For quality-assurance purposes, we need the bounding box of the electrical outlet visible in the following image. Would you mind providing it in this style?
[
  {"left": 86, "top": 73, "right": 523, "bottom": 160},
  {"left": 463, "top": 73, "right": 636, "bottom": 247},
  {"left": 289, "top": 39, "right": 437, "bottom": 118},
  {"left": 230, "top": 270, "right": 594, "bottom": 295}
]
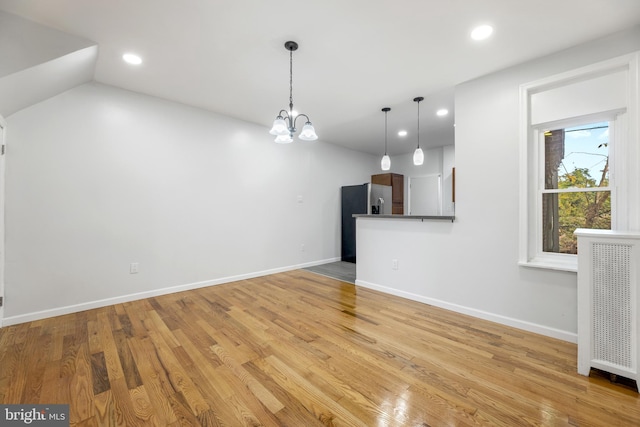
[
  {"left": 130, "top": 262, "right": 139, "bottom": 274},
  {"left": 392, "top": 259, "right": 399, "bottom": 270}
]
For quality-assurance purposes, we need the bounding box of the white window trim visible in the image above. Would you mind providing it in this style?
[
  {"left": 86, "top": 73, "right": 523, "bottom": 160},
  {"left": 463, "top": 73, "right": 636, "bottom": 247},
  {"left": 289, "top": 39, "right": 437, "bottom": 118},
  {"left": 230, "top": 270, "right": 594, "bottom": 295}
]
[
  {"left": 0, "top": 114, "right": 4, "bottom": 329},
  {"left": 519, "top": 52, "right": 639, "bottom": 272}
]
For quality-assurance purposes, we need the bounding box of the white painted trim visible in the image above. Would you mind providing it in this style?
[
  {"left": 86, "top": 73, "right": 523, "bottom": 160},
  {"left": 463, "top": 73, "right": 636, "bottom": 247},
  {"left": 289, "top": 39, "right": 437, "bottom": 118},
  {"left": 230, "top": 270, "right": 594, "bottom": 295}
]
[
  {"left": 519, "top": 52, "right": 639, "bottom": 271},
  {"left": 518, "top": 258, "right": 577, "bottom": 273},
  {"left": 518, "top": 84, "right": 531, "bottom": 265},
  {"left": 356, "top": 279, "right": 578, "bottom": 343},
  {"left": 521, "top": 53, "right": 637, "bottom": 95},
  {"left": 624, "top": 54, "right": 640, "bottom": 230},
  {"left": 0, "top": 114, "right": 5, "bottom": 329},
  {"left": 1, "top": 257, "right": 340, "bottom": 326}
]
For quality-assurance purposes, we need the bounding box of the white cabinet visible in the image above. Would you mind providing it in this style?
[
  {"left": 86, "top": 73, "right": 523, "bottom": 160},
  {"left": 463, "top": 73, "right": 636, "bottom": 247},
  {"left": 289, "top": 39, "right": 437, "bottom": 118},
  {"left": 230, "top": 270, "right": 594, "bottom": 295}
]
[{"left": 575, "top": 229, "right": 640, "bottom": 381}]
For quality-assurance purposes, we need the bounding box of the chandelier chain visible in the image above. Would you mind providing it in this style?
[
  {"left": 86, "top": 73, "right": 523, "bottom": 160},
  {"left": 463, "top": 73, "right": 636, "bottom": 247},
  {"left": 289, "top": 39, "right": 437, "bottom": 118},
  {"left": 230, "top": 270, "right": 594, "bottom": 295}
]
[{"left": 289, "top": 49, "right": 294, "bottom": 112}]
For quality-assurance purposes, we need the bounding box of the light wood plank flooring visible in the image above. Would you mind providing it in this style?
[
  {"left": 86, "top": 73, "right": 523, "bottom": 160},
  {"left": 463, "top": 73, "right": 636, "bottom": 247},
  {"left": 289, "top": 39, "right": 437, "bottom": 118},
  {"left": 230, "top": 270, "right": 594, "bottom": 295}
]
[{"left": 0, "top": 270, "right": 639, "bottom": 426}]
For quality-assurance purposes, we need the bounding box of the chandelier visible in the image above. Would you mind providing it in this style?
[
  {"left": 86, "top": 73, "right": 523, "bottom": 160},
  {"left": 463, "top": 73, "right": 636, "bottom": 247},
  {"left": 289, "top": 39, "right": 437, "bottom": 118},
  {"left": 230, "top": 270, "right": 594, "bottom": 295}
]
[{"left": 269, "top": 41, "right": 318, "bottom": 143}]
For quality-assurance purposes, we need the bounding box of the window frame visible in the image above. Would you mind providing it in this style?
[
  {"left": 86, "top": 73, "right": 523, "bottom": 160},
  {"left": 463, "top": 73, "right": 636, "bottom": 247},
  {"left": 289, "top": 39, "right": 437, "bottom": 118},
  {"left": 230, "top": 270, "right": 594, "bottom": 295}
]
[
  {"left": 537, "top": 118, "right": 615, "bottom": 257},
  {"left": 519, "top": 53, "right": 639, "bottom": 272}
]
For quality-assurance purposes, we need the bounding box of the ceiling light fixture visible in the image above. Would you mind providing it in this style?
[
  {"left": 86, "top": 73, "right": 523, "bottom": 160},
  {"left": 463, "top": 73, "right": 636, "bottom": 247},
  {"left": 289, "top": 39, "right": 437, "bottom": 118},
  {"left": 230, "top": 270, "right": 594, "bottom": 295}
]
[
  {"left": 398, "top": 130, "right": 408, "bottom": 137},
  {"left": 122, "top": 53, "right": 142, "bottom": 65},
  {"left": 471, "top": 24, "right": 493, "bottom": 41},
  {"left": 413, "top": 97, "right": 424, "bottom": 166},
  {"left": 269, "top": 41, "right": 318, "bottom": 143},
  {"left": 436, "top": 108, "right": 449, "bottom": 117},
  {"left": 381, "top": 107, "right": 391, "bottom": 171}
]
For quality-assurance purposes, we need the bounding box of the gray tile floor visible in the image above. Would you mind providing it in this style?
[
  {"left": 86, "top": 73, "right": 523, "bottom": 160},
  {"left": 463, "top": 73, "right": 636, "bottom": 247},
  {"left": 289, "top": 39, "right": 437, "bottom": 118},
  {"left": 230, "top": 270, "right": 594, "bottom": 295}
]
[{"left": 303, "top": 261, "right": 356, "bottom": 284}]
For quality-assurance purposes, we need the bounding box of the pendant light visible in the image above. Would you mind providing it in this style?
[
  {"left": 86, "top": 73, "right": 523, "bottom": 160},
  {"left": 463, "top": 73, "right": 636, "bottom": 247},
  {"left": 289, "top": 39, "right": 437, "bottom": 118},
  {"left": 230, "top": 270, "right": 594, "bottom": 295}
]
[
  {"left": 269, "top": 41, "right": 318, "bottom": 142},
  {"left": 381, "top": 107, "right": 391, "bottom": 171},
  {"left": 413, "top": 96, "right": 425, "bottom": 166}
]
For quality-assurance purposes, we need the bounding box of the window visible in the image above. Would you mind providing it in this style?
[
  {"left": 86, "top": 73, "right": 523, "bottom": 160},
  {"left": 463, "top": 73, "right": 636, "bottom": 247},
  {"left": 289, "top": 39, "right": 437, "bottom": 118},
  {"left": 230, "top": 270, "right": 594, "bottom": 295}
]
[
  {"left": 519, "top": 52, "right": 638, "bottom": 272},
  {"left": 541, "top": 122, "right": 611, "bottom": 255}
]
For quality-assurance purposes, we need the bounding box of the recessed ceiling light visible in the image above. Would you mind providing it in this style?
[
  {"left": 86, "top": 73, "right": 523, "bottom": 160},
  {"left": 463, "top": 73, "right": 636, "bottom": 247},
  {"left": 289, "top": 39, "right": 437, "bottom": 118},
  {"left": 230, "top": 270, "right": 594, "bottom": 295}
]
[
  {"left": 398, "top": 130, "right": 408, "bottom": 137},
  {"left": 436, "top": 109, "right": 449, "bottom": 117},
  {"left": 122, "top": 53, "right": 142, "bottom": 65},
  {"left": 471, "top": 25, "right": 493, "bottom": 41}
]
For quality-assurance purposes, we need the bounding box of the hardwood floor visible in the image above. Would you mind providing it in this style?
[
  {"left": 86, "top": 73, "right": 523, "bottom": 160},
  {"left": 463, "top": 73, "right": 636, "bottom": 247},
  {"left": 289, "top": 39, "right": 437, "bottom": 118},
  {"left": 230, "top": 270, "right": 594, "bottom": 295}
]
[{"left": 1, "top": 270, "right": 639, "bottom": 426}]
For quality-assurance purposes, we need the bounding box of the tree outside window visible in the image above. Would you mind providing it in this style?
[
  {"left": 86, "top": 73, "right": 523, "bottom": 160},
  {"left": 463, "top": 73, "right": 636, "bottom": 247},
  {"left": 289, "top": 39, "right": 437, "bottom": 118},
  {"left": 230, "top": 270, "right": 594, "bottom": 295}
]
[{"left": 542, "top": 122, "right": 611, "bottom": 254}]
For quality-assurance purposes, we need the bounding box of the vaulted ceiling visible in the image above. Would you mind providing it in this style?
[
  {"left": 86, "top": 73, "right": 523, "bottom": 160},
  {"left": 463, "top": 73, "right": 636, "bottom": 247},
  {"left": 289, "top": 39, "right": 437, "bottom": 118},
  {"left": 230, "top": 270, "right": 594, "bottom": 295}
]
[{"left": 1, "top": 0, "right": 639, "bottom": 155}]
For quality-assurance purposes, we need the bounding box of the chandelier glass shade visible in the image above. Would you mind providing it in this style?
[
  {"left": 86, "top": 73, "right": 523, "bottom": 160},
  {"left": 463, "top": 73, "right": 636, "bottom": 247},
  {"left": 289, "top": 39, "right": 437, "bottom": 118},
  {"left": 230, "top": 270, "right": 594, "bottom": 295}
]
[
  {"left": 269, "top": 41, "right": 318, "bottom": 142},
  {"left": 274, "top": 134, "right": 293, "bottom": 144}
]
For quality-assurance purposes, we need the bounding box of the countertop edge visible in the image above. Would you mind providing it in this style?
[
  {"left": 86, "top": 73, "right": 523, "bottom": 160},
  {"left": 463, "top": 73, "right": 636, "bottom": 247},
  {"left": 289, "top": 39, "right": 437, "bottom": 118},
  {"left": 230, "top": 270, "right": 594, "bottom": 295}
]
[{"left": 353, "top": 214, "right": 455, "bottom": 221}]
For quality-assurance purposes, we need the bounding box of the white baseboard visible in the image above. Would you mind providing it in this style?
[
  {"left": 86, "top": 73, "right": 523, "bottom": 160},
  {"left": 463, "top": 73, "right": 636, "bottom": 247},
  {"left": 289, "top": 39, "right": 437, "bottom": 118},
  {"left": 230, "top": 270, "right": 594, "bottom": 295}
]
[
  {"left": 1, "top": 257, "right": 341, "bottom": 326},
  {"left": 355, "top": 279, "right": 577, "bottom": 344}
]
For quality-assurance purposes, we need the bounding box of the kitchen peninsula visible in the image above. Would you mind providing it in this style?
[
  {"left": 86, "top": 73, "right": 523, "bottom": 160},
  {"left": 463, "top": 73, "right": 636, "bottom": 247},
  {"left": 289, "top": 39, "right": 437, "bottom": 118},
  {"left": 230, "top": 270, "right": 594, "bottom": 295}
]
[{"left": 353, "top": 213, "right": 457, "bottom": 329}]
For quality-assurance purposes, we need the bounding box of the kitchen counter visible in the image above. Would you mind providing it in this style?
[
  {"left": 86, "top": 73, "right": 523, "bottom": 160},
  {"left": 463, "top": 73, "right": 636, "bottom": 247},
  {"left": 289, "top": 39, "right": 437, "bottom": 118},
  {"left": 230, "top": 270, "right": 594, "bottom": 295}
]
[{"left": 353, "top": 214, "right": 455, "bottom": 222}]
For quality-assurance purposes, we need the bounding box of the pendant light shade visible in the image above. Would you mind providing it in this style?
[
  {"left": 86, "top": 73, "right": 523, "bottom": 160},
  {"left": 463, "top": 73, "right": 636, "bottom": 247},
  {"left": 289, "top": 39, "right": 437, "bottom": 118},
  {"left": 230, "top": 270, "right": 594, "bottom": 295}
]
[
  {"left": 270, "top": 41, "right": 318, "bottom": 142},
  {"left": 381, "top": 155, "right": 391, "bottom": 171},
  {"left": 413, "top": 147, "right": 424, "bottom": 165},
  {"left": 413, "top": 96, "right": 425, "bottom": 166},
  {"left": 381, "top": 107, "right": 391, "bottom": 171}
]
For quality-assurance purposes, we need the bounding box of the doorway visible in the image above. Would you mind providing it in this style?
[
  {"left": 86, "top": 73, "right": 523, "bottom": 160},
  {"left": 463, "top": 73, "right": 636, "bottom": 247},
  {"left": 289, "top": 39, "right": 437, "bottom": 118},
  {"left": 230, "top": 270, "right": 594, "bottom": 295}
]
[{"left": 408, "top": 174, "right": 442, "bottom": 215}]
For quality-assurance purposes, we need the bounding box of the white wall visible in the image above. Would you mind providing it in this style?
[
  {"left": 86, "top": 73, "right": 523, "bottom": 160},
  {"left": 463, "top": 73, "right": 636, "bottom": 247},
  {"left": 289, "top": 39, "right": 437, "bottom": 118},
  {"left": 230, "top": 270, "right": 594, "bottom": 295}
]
[
  {"left": 0, "top": 11, "right": 94, "bottom": 78},
  {"left": 442, "top": 145, "right": 455, "bottom": 216},
  {"left": 0, "top": 11, "right": 97, "bottom": 117},
  {"left": 357, "top": 26, "right": 640, "bottom": 342},
  {"left": 4, "top": 82, "right": 378, "bottom": 323}
]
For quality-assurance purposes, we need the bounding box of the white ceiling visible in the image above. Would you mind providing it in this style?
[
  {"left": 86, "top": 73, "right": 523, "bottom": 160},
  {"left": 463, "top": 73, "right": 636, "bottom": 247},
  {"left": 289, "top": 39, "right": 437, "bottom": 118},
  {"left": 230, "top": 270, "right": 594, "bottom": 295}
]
[{"left": 1, "top": 0, "right": 639, "bottom": 155}]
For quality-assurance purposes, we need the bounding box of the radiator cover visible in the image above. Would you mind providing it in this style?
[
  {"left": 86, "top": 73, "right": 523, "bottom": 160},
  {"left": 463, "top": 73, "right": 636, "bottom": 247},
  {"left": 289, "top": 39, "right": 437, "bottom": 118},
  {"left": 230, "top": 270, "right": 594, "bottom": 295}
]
[{"left": 576, "top": 229, "right": 639, "bottom": 381}]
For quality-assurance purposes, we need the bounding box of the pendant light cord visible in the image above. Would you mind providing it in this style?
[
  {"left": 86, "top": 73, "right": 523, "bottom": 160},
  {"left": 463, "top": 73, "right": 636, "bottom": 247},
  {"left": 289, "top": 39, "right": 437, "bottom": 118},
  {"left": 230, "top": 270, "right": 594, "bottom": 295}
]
[
  {"left": 384, "top": 110, "right": 388, "bottom": 155},
  {"left": 416, "top": 100, "right": 421, "bottom": 149}
]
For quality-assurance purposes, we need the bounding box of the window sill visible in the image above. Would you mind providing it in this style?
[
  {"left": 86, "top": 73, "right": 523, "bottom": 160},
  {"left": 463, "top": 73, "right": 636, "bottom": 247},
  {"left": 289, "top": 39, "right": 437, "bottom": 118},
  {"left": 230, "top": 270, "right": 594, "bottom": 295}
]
[{"left": 518, "top": 257, "right": 577, "bottom": 273}]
